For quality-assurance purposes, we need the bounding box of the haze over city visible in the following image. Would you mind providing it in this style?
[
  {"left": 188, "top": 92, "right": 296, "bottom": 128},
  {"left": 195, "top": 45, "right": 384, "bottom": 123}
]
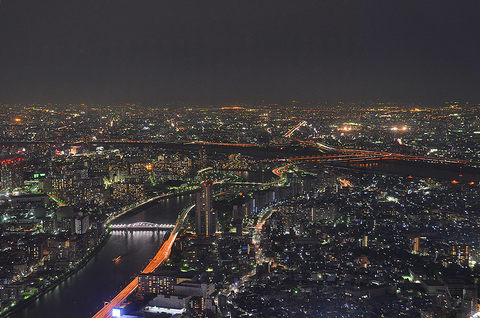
[{"left": 3, "top": 2, "right": 480, "bottom": 318}]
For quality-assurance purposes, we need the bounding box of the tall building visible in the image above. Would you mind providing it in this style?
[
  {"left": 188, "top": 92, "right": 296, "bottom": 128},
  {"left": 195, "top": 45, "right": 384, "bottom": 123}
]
[
  {"left": 0, "top": 158, "right": 24, "bottom": 190},
  {"left": 74, "top": 214, "right": 90, "bottom": 234},
  {"left": 195, "top": 182, "right": 215, "bottom": 236},
  {"left": 361, "top": 235, "right": 368, "bottom": 248},
  {"left": 451, "top": 244, "right": 469, "bottom": 266},
  {"left": 198, "top": 146, "right": 207, "bottom": 169},
  {"left": 137, "top": 274, "right": 175, "bottom": 295},
  {"left": 413, "top": 237, "right": 420, "bottom": 253},
  {"left": 189, "top": 296, "right": 205, "bottom": 318},
  {"left": 232, "top": 205, "right": 247, "bottom": 234}
]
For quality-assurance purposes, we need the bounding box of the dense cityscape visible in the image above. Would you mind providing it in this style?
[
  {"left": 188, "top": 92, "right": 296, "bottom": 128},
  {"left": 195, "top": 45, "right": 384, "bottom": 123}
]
[{"left": 0, "top": 102, "right": 479, "bottom": 317}]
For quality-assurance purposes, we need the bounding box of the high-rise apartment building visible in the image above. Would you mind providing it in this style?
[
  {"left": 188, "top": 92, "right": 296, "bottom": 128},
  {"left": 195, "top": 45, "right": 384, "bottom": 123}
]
[
  {"left": 195, "top": 182, "right": 215, "bottom": 236},
  {"left": 0, "top": 158, "right": 24, "bottom": 190}
]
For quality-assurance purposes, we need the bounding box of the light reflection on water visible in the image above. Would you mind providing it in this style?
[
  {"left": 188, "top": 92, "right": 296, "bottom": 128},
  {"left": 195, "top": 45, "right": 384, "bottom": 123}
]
[
  {"left": 8, "top": 230, "right": 166, "bottom": 318},
  {"left": 7, "top": 194, "right": 195, "bottom": 318},
  {"left": 9, "top": 171, "right": 271, "bottom": 318}
]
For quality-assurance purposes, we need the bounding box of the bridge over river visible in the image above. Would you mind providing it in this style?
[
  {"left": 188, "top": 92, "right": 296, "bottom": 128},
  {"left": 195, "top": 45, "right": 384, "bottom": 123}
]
[{"left": 110, "top": 222, "right": 174, "bottom": 231}]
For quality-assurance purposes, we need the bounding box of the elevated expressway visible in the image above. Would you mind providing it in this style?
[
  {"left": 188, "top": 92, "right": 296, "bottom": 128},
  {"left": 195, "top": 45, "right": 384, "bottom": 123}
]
[
  {"left": 288, "top": 137, "right": 468, "bottom": 165},
  {"left": 93, "top": 122, "right": 468, "bottom": 317},
  {"left": 274, "top": 123, "right": 469, "bottom": 177},
  {"left": 92, "top": 204, "right": 195, "bottom": 318},
  {"left": 283, "top": 150, "right": 468, "bottom": 165}
]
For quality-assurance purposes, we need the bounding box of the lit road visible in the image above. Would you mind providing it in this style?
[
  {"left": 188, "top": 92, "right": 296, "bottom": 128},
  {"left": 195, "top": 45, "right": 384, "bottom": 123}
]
[
  {"left": 283, "top": 151, "right": 468, "bottom": 165},
  {"left": 92, "top": 204, "right": 195, "bottom": 318},
  {"left": 291, "top": 136, "right": 468, "bottom": 165},
  {"left": 92, "top": 278, "right": 139, "bottom": 318},
  {"left": 141, "top": 230, "right": 178, "bottom": 274},
  {"left": 284, "top": 121, "right": 307, "bottom": 138},
  {"left": 184, "top": 141, "right": 256, "bottom": 147},
  {"left": 47, "top": 194, "right": 67, "bottom": 207},
  {"left": 272, "top": 164, "right": 290, "bottom": 178}
]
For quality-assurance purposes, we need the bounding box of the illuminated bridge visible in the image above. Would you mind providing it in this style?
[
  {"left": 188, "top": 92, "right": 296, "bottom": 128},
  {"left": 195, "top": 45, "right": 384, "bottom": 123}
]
[
  {"left": 93, "top": 204, "right": 195, "bottom": 318},
  {"left": 110, "top": 222, "right": 174, "bottom": 231}
]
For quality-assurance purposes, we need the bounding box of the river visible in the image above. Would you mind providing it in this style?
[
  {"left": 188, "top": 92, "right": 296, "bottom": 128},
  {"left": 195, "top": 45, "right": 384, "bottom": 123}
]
[
  {"left": 6, "top": 194, "right": 195, "bottom": 318},
  {"left": 8, "top": 170, "right": 274, "bottom": 318},
  {"left": 329, "top": 160, "right": 480, "bottom": 182}
]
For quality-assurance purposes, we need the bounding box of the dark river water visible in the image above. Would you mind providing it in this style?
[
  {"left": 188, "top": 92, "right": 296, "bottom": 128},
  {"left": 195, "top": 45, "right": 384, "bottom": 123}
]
[
  {"left": 7, "top": 170, "right": 273, "bottom": 318},
  {"left": 7, "top": 194, "right": 195, "bottom": 318},
  {"left": 331, "top": 161, "right": 480, "bottom": 182}
]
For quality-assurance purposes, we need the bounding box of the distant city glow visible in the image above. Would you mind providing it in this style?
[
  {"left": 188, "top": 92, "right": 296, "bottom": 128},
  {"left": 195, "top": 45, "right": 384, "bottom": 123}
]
[{"left": 1, "top": 103, "right": 480, "bottom": 318}]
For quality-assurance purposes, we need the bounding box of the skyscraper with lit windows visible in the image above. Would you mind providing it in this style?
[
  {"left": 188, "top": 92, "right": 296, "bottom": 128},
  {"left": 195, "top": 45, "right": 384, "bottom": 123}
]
[
  {"left": 195, "top": 181, "right": 215, "bottom": 236},
  {"left": 0, "top": 158, "right": 24, "bottom": 190}
]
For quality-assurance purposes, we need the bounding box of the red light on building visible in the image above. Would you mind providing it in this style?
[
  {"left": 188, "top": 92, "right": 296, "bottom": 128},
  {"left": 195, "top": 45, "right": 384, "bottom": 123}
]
[{"left": 0, "top": 158, "right": 24, "bottom": 165}]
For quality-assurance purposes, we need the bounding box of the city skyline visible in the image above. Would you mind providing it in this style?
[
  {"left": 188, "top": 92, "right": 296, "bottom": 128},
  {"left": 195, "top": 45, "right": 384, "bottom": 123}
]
[
  {"left": 1, "top": 104, "right": 480, "bottom": 317},
  {"left": 1, "top": 1, "right": 480, "bottom": 105}
]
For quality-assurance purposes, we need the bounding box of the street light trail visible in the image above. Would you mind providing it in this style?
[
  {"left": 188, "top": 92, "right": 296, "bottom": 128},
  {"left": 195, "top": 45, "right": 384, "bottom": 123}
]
[
  {"left": 92, "top": 278, "right": 139, "bottom": 318},
  {"left": 92, "top": 204, "right": 195, "bottom": 318},
  {"left": 284, "top": 121, "right": 307, "bottom": 138}
]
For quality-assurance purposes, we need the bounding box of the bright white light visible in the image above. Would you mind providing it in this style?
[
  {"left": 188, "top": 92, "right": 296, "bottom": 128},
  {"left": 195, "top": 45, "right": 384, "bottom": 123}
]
[
  {"left": 112, "top": 308, "right": 121, "bottom": 317},
  {"left": 386, "top": 196, "right": 398, "bottom": 203}
]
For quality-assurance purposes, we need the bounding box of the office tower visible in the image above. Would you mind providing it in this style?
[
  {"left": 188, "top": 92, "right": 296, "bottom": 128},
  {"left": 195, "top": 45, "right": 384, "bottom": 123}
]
[
  {"left": 196, "top": 181, "right": 215, "bottom": 236},
  {"left": 232, "top": 205, "right": 245, "bottom": 235}
]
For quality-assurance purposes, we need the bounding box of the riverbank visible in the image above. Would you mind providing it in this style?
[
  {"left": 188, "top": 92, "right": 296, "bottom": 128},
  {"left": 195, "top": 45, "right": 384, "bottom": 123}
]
[
  {"left": 2, "top": 191, "right": 198, "bottom": 318},
  {"left": 104, "top": 189, "right": 199, "bottom": 226},
  {"left": 1, "top": 230, "right": 111, "bottom": 318},
  {"left": 92, "top": 203, "right": 196, "bottom": 318}
]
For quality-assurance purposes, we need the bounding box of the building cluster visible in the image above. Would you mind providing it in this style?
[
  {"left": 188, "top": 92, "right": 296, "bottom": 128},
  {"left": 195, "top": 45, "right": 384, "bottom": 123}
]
[
  {"left": 227, "top": 169, "right": 480, "bottom": 318},
  {"left": 0, "top": 198, "right": 104, "bottom": 309},
  {"left": 0, "top": 158, "right": 24, "bottom": 191},
  {"left": 1, "top": 103, "right": 480, "bottom": 316},
  {"left": 116, "top": 164, "right": 480, "bottom": 318},
  {"left": 2, "top": 102, "right": 480, "bottom": 164}
]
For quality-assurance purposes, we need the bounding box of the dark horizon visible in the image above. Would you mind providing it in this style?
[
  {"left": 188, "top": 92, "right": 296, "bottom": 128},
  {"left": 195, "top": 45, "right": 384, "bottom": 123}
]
[{"left": 1, "top": 1, "right": 480, "bottom": 106}]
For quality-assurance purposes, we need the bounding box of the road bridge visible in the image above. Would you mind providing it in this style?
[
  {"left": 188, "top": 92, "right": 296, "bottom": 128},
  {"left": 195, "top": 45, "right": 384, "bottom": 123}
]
[
  {"left": 93, "top": 204, "right": 195, "bottom": 318},
  {"left": 110, "top": 222, "right": 174, "bottom": 231}
]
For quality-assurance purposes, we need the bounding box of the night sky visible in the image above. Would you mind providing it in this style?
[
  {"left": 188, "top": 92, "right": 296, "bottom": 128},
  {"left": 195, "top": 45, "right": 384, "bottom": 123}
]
[{"left": 1, "top": 0, "right": 480, "bottom": 105}]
